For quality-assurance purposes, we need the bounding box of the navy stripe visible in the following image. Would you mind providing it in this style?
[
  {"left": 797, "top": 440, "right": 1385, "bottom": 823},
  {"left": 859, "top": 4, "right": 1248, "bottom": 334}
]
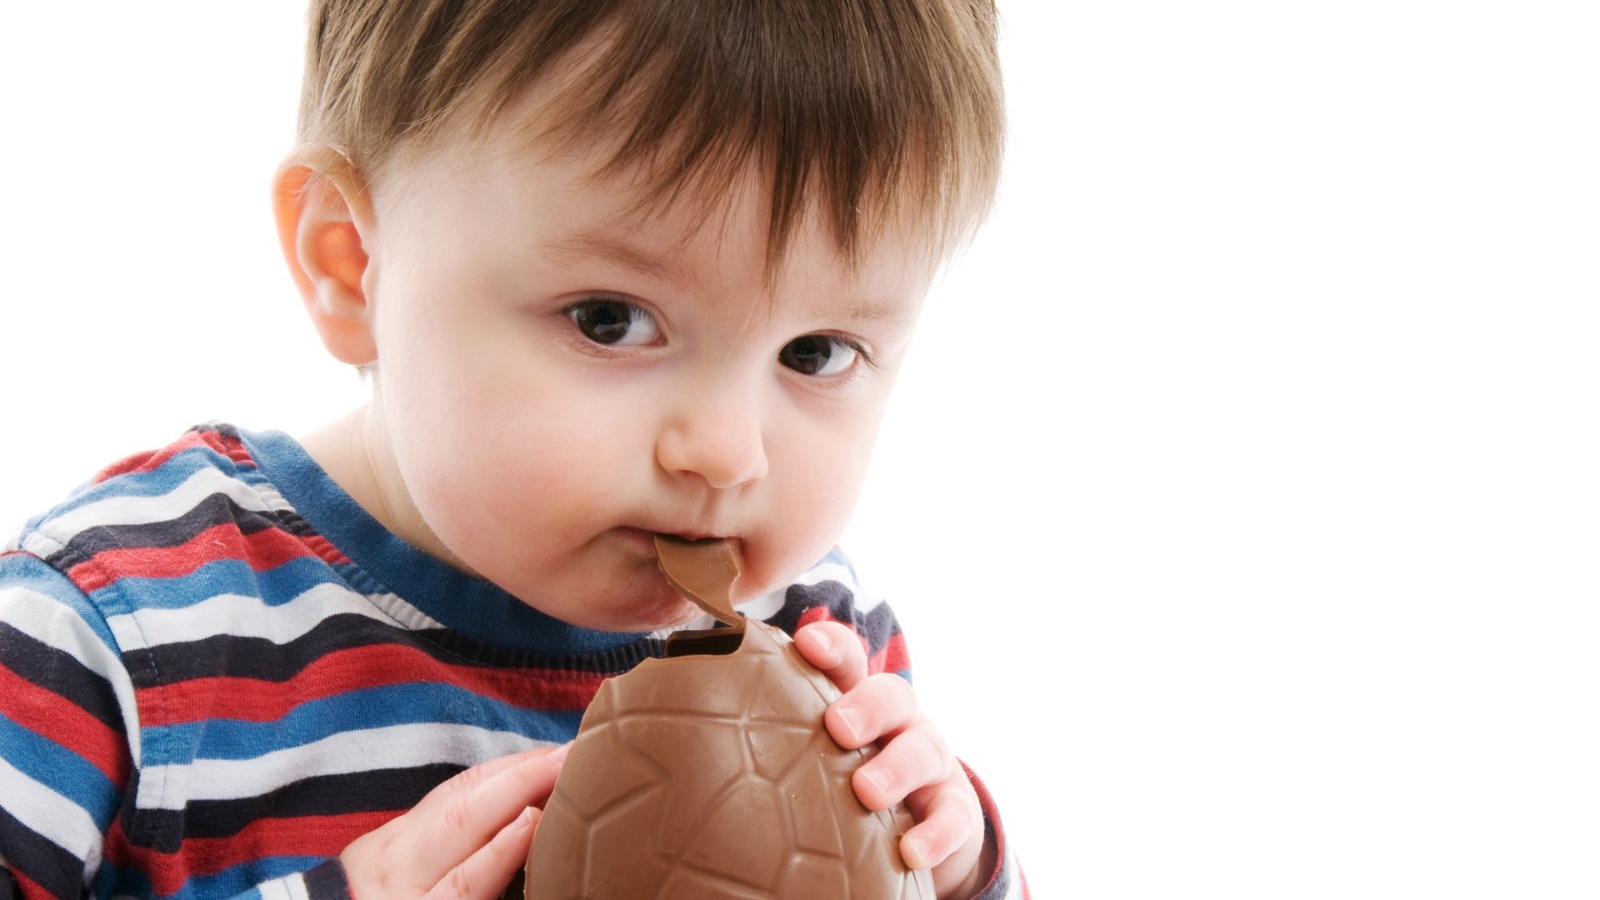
[
  {"left": 771, "top": 580, "right": 904, "bottom": 656},
  {"left": 125, "top": 614, "right": 411, "bottom": 685},
  {"left": 422, "top": 623, "right": 666, "bottom": 674},
  {"left": 0, "top": 622, "right": 123, "bottom": 732},
  {"left": 303, "top": 857, "right": 349, "bottom": 899},
  {"left": 126, "top": 764, "right": 466, "bottom": 848},
  {"left": 0, "top": 803, "right": 83, "bottom": 899},
  {"left": 127, "top": 614, "right": 662, "bottom": 687},
  {"left": 47, "top": 493, "right": 286, "bottom": 571}
]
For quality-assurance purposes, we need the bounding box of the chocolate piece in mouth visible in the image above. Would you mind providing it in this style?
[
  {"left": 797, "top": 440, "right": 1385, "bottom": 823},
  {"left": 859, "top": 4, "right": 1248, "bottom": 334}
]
[
  {"left": 653, "top": 535, "right": 742, "bottom": 627},
  {"left": 520, "top": 534, "right": 934, "bottom": 899}
]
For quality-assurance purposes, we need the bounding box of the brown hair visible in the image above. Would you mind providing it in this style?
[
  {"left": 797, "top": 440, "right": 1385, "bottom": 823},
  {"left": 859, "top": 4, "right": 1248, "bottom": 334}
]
[{"left": 298, "top": 0, "right": 1004, "bottom": 268}]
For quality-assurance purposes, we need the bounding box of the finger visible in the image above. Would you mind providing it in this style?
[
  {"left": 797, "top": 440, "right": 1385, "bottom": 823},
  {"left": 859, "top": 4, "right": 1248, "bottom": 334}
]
[
  {"left": 823, "top": 672, "right": 920, "bottom": 750},
  {"left": 400, "top": 744, "right": 569, "bottom": 882},
  {"left": 426, "top": 805, "right": 541, "bottom": 900},
  {"left": 897, "top": 778, "right": 984, "bottom": 872},
  {"left": 793, "top": 621, "right": 869, "bottom": 691},
  {"left": 850, "top": 722, "right": 952, "bottom": 810}
]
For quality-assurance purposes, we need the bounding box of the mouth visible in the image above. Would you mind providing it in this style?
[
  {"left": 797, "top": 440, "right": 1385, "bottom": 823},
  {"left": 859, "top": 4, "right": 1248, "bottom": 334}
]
[
  {"left": 645, "top": 532, "right": 745, "bottom": 580},
  {"left": 653, "top": 532, "right": 727, "bottom": 547},
  {"left": 613, "top": 526, "right": 731, "bottom": 554}
]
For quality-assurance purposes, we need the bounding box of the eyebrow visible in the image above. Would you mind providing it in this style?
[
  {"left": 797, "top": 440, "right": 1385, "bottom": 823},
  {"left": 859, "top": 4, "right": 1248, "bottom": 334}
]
[
  {"left": 542, "top": 231, "right": 918, "bottom": 325},
  {"left": 543, "top": 232, "right": 682, "bottom": 284},
  {"left": 825, "top": 299, "right": 914, "bottom": 324}
]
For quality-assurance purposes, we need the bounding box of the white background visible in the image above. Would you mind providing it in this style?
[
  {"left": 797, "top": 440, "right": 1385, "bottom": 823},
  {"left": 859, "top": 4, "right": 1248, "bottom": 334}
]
[{"left": 3, "top": 3, "right": 1598, "bottom": 897}]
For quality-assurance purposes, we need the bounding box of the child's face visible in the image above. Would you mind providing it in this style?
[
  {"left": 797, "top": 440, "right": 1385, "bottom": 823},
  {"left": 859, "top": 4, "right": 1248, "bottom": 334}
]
[{"left": 338, "top": 121, "right": 935, "bottom": 632}]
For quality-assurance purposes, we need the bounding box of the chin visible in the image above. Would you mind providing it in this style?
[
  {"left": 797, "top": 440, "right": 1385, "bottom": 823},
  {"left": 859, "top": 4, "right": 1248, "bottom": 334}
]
[{"left": 569, "top": 592, "right": 702, "bottom": 635}]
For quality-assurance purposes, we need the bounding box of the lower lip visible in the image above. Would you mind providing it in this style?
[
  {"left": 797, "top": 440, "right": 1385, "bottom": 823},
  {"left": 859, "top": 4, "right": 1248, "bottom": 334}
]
[{"left": 614, "top": 527, "right": 660, "bottom": 552}]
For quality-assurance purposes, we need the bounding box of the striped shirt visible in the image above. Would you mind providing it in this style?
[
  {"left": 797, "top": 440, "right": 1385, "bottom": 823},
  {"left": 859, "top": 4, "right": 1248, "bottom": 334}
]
[{"left": 0, "top": 424, "right": 1023, "bottom": 899}]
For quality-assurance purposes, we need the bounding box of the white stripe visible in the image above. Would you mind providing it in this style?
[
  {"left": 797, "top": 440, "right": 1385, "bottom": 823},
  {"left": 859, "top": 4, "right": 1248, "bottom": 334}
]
[
  {"left": 363, "top": 589, "right": 448, "bottom": 634},
  {"left": 792, "top": 559, "right": 891, "bottom": 613},
  {"left": 24, "top": 467, "right": 271, "bottom": 551},
  {"left": 0, "top": 755, "right": 103, "bottom": 881},
  {"left": 792, "top": 559, "right": 864, "bottom": 591},
  {"left": 735, "top": 587, "right": 787, "bottom": 623},
  {"left": 256, "top": 874, "right": 309, "bottom": 900},
  {"left": 1001, "top": 848, "right": 1028, "bottom": 899},
  {"left": 136, "top": 723, "right": 536, "bottom": 809},
  {"left": 103, "top": 581, "right": 431, "bottom": 650},
  {"left": 0, "top": 583, "right": 142, "bottom": 763}
]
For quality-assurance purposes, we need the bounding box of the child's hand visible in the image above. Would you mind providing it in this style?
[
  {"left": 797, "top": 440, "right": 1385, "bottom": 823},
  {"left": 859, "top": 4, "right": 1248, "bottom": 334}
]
[
  {"left": 339, "top": 744, "right": 569, "bottom": 899},
  {"left": 794, "top": 622, "right": 995, "bottom": 900}
]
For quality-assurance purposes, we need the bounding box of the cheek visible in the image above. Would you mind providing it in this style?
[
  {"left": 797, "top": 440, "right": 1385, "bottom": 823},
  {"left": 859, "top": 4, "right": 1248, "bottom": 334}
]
[
  {"left": 401, "top": 378, "right": 661, "bottom": 547},
  {"left": 744, "top": 418, "right": 877, "bottom": 596}
]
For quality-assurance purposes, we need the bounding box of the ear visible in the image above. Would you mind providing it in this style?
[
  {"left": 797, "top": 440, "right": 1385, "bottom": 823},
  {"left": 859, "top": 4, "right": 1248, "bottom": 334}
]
[{"left": 272, "top": 148, "right": 379, "bottom": 366}]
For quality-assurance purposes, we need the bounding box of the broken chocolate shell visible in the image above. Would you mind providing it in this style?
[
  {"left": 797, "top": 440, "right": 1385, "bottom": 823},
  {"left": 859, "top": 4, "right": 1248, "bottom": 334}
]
[
  {"left": 653, "top": 535, "right": 743, "bottom": 626},
  {"left": 519, "top": 537, "right": 933, "bottom": 899}
]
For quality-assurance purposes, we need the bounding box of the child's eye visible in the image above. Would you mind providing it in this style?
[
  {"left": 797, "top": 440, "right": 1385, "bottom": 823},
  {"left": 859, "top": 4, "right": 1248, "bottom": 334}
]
[
  {"left": 778, "top": 335, "right": 861, "bottom": 376},
  {"left": 565, "top": 299, "right": 660, "bottom": 347}
]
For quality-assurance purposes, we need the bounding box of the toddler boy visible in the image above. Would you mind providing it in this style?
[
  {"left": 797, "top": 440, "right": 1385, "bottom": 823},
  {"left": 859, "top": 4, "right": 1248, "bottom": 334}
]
[{"left": 0, "top": 1, "right": 1022, "bottom": 898}]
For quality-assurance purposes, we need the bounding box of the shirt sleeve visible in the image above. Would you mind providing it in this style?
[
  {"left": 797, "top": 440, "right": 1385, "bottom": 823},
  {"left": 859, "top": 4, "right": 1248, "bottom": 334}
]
[
  {"left": 0, "top": 553, "right": 357, "bottom": 900},
  {"left": 965, "top": 763, "right": 1032, "bottom": 900},
  {"left": 0, "top": 551, "right": 131, "bottom": 899},
  {"left": 761, "top": 566, "right": 915, "bottom": 681}
]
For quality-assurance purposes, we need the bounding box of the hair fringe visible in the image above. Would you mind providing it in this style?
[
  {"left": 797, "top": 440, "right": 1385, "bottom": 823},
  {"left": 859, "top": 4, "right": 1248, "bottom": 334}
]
[{"left": 299, "top": 0, "right": 1003, "bottom": 271}]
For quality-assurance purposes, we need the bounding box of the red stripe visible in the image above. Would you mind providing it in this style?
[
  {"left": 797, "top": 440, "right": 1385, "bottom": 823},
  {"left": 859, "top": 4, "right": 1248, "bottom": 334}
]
[
  {"left": 0, "top": 662, "right": 127, "bottom": 785},
  {"left": 8, "top": 863, "right": 53, "bottom": 900},
  {"left": 139, "top": 643, "right": 607, "bottom": 726},
  {"left": 796, "top": 606, "right": 904, "bottom": 673},
  {"left": 187, "top": 811, "right": 392, "bottom": 881},
  {"left": 796, "top": 605, "right": 863, "bottom": 639},
  {"left": 963, "top": 760, "right": 1030, "bottom": 899},
  {"left": 106, "top": 811, "right": 393, "bottom": 897},
  {"left": 92, "top": 429, "right": 250, "bottom": 485},
  {"left": 792, "top": 607, "right": 912, "bottom": 677},
  {"left": 870, "top": 632, "right": 913, "bottom": 677},
  {"left": 70, "top": 523, "right": 317, "bottom": 594},
  {"left": 295, "top": 530, "right": 352, "bottom": 567}
]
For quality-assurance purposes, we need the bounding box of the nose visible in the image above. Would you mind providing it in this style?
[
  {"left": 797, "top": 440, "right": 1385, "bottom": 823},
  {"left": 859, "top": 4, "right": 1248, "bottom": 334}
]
[{"left": 656, "top": 392, "right": 770, "bottom": 490}]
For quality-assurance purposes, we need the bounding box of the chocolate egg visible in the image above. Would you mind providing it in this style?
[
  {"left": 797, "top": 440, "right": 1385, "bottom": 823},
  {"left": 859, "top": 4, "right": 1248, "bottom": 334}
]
[{"left": 520, "top": 537, "right": 932, "bottom": 899}]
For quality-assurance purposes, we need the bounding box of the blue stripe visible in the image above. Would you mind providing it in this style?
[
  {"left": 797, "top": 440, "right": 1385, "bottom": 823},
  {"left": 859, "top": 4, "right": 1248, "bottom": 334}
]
[
  {"left": 141, "top": 683, "right": 582, "bottom": 765},
  {"left": 92, "top": 853, "right": 325, "bottom": 900},
  {"left": 91, "top": 858, "right": 152, "bottom": 900},
  {"left": 36, "top": 441, "right": 240, "bottom": 521},
  {"left": 0, "top": 553, "right": 121, "bottom": 656},
  {"left": 817, "top": 546, "right": 860, "bottom": 582},
  {"left": 0, "top": 716, "right": 119, "bottom": 831},
  {"left": 88, "top": 554, "right": 353, "bottom": 614},
  {"left": 165, "top": 856, "right": 324, "bottom": 900}
]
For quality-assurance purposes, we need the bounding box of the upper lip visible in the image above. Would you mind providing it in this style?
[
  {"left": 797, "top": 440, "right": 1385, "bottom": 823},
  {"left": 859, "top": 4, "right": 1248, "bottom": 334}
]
[{"left": 653, "top": 530, "right": 727, "bottom": 544}]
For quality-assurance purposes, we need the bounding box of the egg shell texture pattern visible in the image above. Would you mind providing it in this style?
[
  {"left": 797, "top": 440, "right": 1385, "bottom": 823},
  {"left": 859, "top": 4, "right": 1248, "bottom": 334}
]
[{"left": 524, "top": 619, "right": 933, "bottom": 899}]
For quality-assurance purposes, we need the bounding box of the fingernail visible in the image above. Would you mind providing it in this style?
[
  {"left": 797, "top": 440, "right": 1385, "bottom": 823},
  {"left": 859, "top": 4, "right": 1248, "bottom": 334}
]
[
  {"left": 902, "top": 834, "right": 931, "bottom": 869},
  {"left": 548, "top": 742, "right": 572, "bottom": 763},
  {"left": 835, "top": 706, "right": 864, "bottom": 742},
  {"left": 861, "top": 766, "right": 891, "bottom": 797}
]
